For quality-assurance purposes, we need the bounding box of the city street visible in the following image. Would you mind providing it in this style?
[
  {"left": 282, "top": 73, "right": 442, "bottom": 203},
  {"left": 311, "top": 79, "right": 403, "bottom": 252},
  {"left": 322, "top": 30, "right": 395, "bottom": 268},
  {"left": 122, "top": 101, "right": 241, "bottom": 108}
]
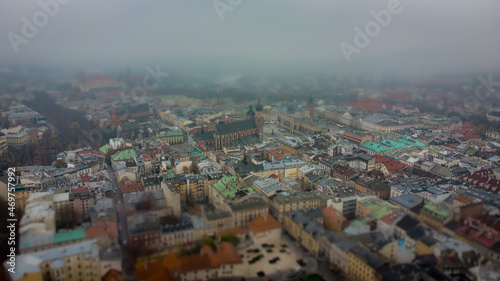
[{"left": 106, "top": 163, "right": 135, "bottom": 281}]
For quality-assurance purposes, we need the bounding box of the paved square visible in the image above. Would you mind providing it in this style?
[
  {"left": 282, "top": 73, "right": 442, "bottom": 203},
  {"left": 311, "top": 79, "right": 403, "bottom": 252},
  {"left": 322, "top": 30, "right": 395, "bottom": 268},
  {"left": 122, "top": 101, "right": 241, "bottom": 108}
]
[{"left": 238, "top": 240, "right": 301, "bottom": 278}]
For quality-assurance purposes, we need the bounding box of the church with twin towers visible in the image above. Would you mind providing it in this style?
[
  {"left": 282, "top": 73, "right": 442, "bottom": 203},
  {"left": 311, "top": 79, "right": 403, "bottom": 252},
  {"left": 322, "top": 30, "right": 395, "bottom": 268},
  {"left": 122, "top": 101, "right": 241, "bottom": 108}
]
[{"left": 213, "top": 99, "right": 264, "bottom": 150}]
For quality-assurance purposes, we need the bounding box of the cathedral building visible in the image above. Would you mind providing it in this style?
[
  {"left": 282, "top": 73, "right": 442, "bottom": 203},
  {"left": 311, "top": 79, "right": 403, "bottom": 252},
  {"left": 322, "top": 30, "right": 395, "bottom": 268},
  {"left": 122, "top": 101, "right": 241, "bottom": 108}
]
[{"left": 213, "top": 105, "right": 264, "bottom": 150}]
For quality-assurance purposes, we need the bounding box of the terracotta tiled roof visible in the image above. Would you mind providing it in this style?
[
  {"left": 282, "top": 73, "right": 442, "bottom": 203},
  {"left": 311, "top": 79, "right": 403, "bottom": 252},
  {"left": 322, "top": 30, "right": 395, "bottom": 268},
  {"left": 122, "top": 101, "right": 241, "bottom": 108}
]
[
  {"left": 102, "top": 269, "right": 123, "bottom": 281},
  {"left": 215, "top": 242, "right": 243, "bottom": 265},
  {"left": 77, "top": 150, "right": 104, "bottom": 157},
  {"left": 135, "top": 261, "right": 172, "bottom": 281},
  {"left": 218, "top": 227, "right": 248, "bottom": 237},
  {"left": 86, "top": 220, "right": 118, "bottom": 238},
  {"left": 374, "top": 154, "right": 408, "bottom": 172},
  {"left": 380, "top": 212, "right": 401, "bottom": 226},
  {"left": 248, "top": 215, "right": 281, "bottom": 234},
  {"left": 135, "top": 243, "right": 242, "bottom": 280},
  {"left": 454, "top": 193, "right": 474, "bottom": 204},
  {"left": 71, "top": 186, "right": 89, "bottom": 192},
  {"left": 321, "top": 207, "right": 344, "bottom": 221}
]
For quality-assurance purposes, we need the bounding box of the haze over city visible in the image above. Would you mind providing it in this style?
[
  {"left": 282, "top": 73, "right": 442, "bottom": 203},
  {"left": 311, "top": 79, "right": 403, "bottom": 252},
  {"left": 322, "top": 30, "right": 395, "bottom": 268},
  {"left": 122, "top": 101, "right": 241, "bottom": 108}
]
[
  {"left": 1, "top": 0, "right": 500, "bottom": 77},
  {"left": 2, "top": 1, "right": 500, "bottom": 281}
]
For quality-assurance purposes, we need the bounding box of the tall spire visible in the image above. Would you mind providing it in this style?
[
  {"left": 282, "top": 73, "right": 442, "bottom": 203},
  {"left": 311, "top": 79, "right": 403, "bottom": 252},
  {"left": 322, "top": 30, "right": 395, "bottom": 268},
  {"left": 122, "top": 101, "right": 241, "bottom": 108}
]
[
  {"left": 308, "top": 94, "right": 313, "bottom": 105},
  {"left": 247, "top": 105, "right": 255, "bottom": 119},
  {"left": 256, "top": 97, "right": 263, "bottom": 111}
]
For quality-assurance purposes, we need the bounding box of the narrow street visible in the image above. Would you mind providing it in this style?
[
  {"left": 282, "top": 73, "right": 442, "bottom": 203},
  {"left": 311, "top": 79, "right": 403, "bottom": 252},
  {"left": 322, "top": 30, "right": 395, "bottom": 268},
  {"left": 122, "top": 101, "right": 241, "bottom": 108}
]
[{"left": 106, "top": 163, "right": 135, "bottom": 281}]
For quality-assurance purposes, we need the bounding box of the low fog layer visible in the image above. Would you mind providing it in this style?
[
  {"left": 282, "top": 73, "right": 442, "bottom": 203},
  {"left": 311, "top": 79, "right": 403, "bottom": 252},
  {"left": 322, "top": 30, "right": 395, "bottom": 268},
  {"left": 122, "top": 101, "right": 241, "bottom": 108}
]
[{"left": 1, "top": 0, "right": 499, "bottom": 76}]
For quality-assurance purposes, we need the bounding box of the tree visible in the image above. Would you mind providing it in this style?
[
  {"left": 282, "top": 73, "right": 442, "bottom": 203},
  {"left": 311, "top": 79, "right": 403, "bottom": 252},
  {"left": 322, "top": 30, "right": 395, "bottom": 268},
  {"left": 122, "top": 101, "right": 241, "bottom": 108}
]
[
  {"left": 475, "top": 124, "right": 487, "bottom": 136},
  {"left": 203, "top": 237, "right": 216, "bottom": 251},
  {"left": 191, "top": 161, "right": 200, "bottom": 174},
  {"left": 54, "top": 159, "right": 67, "bottom": 168},
  {"left": 182, "top": 165, "right": 190, "bottom": 174},
  {"left": 135, "top": 192, "right": 156, "bottom": 211},
  {"left": 221, "top": 232, "right": 239, "bottom": 245}
]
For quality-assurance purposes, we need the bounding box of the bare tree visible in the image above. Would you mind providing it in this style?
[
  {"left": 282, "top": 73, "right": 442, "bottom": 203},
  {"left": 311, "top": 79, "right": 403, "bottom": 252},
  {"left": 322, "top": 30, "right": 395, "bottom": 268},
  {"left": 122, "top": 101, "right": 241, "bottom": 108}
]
[{"left": 135, "top": 192, "right": 157, "bottom": 211}]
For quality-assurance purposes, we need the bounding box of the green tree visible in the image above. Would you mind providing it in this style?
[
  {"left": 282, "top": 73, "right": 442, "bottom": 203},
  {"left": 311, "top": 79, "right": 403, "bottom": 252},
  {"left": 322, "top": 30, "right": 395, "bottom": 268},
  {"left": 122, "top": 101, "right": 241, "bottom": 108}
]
[
  {"left": 203, "top": 237, "right": 216, "bottom": 251},
  {"left": 54, "top": 159, "right": 67, "bottom": 168},
  {"left": 475, "top": 124, "right": 487, "bottom": 136},
  {"left": 221, "top": 232, "right": 239, "bottom": 245}
]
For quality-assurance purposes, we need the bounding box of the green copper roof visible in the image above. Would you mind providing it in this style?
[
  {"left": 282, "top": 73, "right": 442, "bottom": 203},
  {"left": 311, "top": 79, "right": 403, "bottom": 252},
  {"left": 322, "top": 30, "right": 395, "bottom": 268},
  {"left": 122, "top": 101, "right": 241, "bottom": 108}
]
[
  {"left": 99, "top": 144, "right": 112, "bottom": 154},
  {"left": 361, "top": 136, "right": 426, "bottom": 153},
  {"left": 111, "top": 149, "right": 137, "bottom": 161},
  {"left": 54, "top": 228, "right": 86, "bottom": 243},
  {"left": 422, "top": 203, "right": 451, "bottom": 219},
  {"left": 212, "top": 176, "right": 252, "bottom": 199}
]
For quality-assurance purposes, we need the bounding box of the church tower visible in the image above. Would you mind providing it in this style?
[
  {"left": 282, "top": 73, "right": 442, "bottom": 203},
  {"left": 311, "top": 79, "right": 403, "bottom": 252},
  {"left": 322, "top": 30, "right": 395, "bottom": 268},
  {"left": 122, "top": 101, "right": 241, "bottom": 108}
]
[
  {"left": 246, "top": 105, "right": 255, "bottom": 120},
  {"left": 256, "top": 97, "right": 263, "bottom": 112},
  {"left": 307, "top": 95, "right": 315, "bottom": 123}
]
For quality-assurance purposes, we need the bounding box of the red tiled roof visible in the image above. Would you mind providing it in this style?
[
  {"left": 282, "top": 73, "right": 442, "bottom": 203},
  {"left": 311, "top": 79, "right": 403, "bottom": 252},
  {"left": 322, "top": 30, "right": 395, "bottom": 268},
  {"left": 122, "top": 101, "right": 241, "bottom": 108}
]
[
  {"left": 454, "top": 193, "right": 474, "bottom": 204},
  {"left": 374, "top": 154, "right": 408, "bottom": 172},
  {"left": 475, "top": 234, "right": 497, "bottom": 247},
  {"left": 248, "top": 215, "right": 281, "bottom": 234},
  {"left": 121, "top": 182, "right": 144, "bottom": 194},
  {"left": 71, "top": 186, "right": 89, "bottom": 192},
  {"left": 195, "top": 143, "right": 208, "bottom": 153},
  {"left": 217, "top": 227, "right": 248, "bottom": 237},
  {"left": 465, "top": 130, "right": 479, "bottom": 141},
  {"left": 461, "top": 169, "right": 500, "bottom": 193},
  {"left": 102, "top": 269, "right": 123, "bottom": 281},
  {"left": 80, "top": 174, "right": 90, "bottom": 182},
  {"left": 380, "top": 212, "right": 401, "bottom": 226},
  {"left": 321, "top": 207, "right": 344, "bottom": 221},
  {"left": 86, "top": 220, "right": 118, "bottom": 238},
  {"left": 274, "top": 151, "right": 287, "bottom": 161},
  {"left": 77, "top": 150, "right": 104, "bottom": 157}
]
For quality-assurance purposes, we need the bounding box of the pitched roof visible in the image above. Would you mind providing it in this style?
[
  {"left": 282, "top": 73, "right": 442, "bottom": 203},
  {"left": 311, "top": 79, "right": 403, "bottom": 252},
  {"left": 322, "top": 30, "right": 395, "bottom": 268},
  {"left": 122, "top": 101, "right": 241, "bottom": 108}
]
[
  {"left": 248, "top": 215, "right": 281, "bottom": 233},
  {"left": 216, "top": 119, "right": 256, "bottom": 135},
  {"left": 396, "top": 215, "right": 419, "bottom": 232},
  {"left": 102, "top": 269, "right": 123, "bottom": 281}
]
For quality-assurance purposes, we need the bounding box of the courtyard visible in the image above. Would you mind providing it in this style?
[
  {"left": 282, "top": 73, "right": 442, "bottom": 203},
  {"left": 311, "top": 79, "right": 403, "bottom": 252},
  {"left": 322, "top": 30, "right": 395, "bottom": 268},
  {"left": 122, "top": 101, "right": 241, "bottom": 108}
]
[{"left": 237, "top": 240, "right": 302, "bottom": 279}]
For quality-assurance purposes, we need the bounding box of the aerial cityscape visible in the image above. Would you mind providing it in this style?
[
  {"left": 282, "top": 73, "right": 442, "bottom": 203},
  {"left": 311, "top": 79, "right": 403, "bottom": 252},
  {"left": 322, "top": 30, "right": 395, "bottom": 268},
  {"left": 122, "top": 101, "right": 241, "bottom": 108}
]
[{"left": 2, "top": 1, "right": 500, "bottom": 281}]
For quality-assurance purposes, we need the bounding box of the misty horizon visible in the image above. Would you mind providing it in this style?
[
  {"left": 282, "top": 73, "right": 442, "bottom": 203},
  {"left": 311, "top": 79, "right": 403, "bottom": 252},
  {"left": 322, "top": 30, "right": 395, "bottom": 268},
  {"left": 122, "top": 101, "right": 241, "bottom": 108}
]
[{"left": 1, "top": 0, "right": 500, "bottom": 78}]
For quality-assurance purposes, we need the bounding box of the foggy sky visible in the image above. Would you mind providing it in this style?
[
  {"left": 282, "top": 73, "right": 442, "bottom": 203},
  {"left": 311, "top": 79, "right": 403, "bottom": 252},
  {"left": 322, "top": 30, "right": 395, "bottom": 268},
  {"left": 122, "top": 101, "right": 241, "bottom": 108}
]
[{"left": 1, "top": 0, "right": 499, "bottom": 76}]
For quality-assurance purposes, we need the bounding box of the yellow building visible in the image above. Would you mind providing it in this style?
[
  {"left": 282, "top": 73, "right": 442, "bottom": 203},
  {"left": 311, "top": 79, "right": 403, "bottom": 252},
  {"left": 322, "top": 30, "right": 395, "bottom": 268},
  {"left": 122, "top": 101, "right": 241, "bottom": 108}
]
[
  {"left": 419, "top": 203, "right": 453, "bottom": 231},
  {"left": 416, "top": 236, "right": 437, "bottom": 256},
  {"left": 5, "top": 240, "right": 101, "bottom": 281},
  {"left": 166, "top": 174, "right": 208, "bottom": 204},
  {"left": 347, "top": 246, "right": 387, "bottom": 281},
  {"left": 12, "top": 185, "right": 42, "bottom": 214},
  {"left": 283, "top": 210, "right": 323, "bottom": 257},
  {"left": 356, "top": 196, "right": 393, "bottom": 219},
  {"left": 271, "top": 192, "right": 324, "bottom": 223},
  {"left": 321, "top": 207, "right": 347, "bottom": 232},
  {"left": 0, "top": 132, "right": 8, "bottom": 157}
]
